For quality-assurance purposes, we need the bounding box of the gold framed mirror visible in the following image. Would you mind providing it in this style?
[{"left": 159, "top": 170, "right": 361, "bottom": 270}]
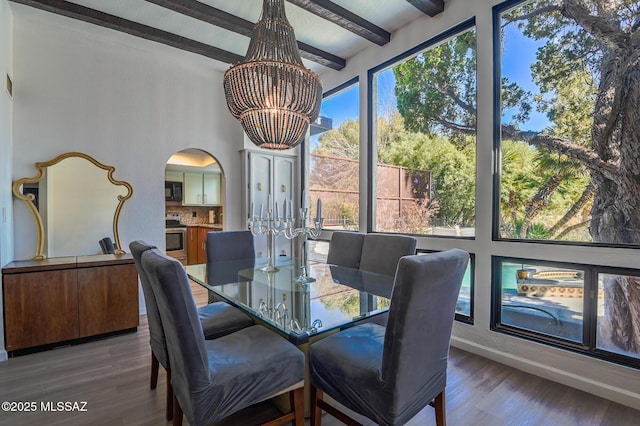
[{"left": 12, "top": 152, "right": 133, "bottom": 260}]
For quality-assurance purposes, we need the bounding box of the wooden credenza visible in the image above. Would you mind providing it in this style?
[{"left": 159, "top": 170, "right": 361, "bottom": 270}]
[{"left": 2, "top": 254, "right": 139, "bottom": 353}]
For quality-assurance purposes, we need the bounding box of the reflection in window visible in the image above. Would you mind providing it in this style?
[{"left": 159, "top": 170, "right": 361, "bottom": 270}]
[
  {"left": 372, "top": 23, "right": 476, "bottom": 236},
  {"left": 309, "top": 81, "right": 360, "bottom": 231},
  {"left": 497, "top": 260, "right": 584, "bottom": 343},
  {"left": 597, "top": 273, "right": 640, "bottom": 362}
]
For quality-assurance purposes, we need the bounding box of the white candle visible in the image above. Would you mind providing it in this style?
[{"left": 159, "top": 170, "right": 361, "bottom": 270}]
[
  {"left": 316, "top": 198, "right": 322, "bottom": 220},
  {"left": 259, "top": 203, "right": 264, "bottom": 219},
  {"left": 268, "top": 194, "right": 272, "bottom": 213},
  {"left": 289, "top": 200, "right": 293, "bottom": 220},
  {"left": 275, "top": 199, "right": 279, "bottom": 219},
  {"left": 302, "top": 189, "right": 308, "bottom": 208},
  {"left": 283, "top": 199, "right": 287, "bottom": 220}
]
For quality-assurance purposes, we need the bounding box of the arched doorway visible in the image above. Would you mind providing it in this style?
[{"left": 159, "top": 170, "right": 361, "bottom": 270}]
[{"left": 164, "top": 148, "right": 224, "bottom": 265}]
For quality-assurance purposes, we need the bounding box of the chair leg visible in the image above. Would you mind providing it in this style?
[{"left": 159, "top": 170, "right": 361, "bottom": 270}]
[
  {"left": 150, "top": 352, "right": 159, "bottom": 390},
  {"left": 166, "top": 370, "right": 174, "bottom": 421},
  {"left": 290, "top": 387, "right": 304, "bottom": 426},
  {"left": 310, "top": 385, "right": 323, "bottom": 426},
  {"left": 172, "top": 394, "right": 183, "bottom": 426},
  {"left": 434, "top": 391, "right": 446, "bottom": 426}
]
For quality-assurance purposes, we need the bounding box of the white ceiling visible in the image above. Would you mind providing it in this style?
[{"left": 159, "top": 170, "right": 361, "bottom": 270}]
[{"left": 11, "top": 0, "right": 437, "bottom": 73}]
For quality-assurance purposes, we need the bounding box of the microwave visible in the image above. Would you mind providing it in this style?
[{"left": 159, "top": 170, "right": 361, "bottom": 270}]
[{"left": 165, "top": 181, "right": 183, "bottom": 203}]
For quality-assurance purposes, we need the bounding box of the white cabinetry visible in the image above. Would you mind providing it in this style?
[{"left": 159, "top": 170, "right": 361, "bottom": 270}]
[
  {"left": 184, "top": 172, "right": 221, "bottom": 206},
  {"left": 244, "top": 151, "right": 296, "bottom": 260}
]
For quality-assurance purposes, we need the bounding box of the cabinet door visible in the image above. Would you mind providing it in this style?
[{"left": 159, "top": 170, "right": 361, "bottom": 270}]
[
  {"left": 3, "top": 269, "right": 79, "bottom": 351},
  {"left": 247, "top": 152, "right": 295, "bottom": 259},
  {"left": 197, "top": 227, "right": 210, "bottom": 264},
  {"left": 273, "top": 156, "right": 295, "bottom": 258},
  {"left": 77, "top": 264, "right": 139, "bottom": 337},
  {"left": 187, "top": 227, "right": 199, "bottom": 265},
  {"left": 184, "top": 172, "right": 203, "bottom": 205},
  {"left": 203, "top": 173, "right": 221, "bottom": 205}
]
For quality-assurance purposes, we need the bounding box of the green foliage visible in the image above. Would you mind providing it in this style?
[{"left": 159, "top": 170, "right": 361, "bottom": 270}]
[{"left": 379, "top": 120, "right": 476, "bottom": 226}]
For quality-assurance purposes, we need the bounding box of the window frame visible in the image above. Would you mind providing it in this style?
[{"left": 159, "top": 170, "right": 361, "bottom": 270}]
[{"left": 366, "top": 17, "right": 477, "bottom": 237}]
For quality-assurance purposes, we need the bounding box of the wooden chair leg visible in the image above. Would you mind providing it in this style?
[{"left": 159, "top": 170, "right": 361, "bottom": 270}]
[
  {"left": 434, "top": 391, "right": 446, "bottom": 426},
  {"left": 290, "top": 387, "right": 304, "bottom": 426},
  {"left": 172, "top": 394, "right": 183, "bottom": 426},
  {"left": 310, "top": 385, "right": 323, "bottom": 426},
  {"left": 166, "top": 370, "right": 174, "bottom": 421},
  {"left": 150, "top": 352, "right": 159, "bottom": 390}
]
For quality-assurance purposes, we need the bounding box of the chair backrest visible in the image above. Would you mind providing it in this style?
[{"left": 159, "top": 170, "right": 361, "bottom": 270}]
[
  {"left": 381, "top": 249, "right": 468, "bottom": 402},
  {"left": 326, "top": 231, "right": 365, "bottom": 268},
  {"left": 359, "top": 233, "right": 417, "bottom": 276},
  {"left": 206, "top": 231, "right": 255, "bottom": 285},
  {"left": 129, "top": 240, "right": 169, "bottom": 369},
  {"left": 141, "top": 248, "right": 209, "bottom": 422}
]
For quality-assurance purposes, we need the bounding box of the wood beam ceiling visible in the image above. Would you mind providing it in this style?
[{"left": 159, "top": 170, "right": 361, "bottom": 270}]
[
  {"left": 10, "top": 0, "right": 244, "bottom": 64},
  {"left": 10, "top": 0, "right": 400, "bottom": 70},
  {"left": 286, "top": 0, "right": 391, "bottom": 46},
  {"left": 145, "top": 0, "right": 345, "bottom": 70},
  {"left": 405, "top": 0, "right": 445, "bottom": 17}
]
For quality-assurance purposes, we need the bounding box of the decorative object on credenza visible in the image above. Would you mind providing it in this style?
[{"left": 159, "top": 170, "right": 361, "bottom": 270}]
[
  {"left": 248, "top": 196, "right": 323, "bottom": 274},
  {"left": 223, "top": 0, "right": 322, "bottom": 150}
]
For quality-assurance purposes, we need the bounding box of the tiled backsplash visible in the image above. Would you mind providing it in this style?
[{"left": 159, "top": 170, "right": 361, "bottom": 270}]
[{"left": 165, "top": 205, "right": 222, "bottom": 225}]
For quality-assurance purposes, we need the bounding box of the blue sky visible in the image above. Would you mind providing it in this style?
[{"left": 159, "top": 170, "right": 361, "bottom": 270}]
[{"left": 315, "top": 21, "right": 551, "bottom": 141}]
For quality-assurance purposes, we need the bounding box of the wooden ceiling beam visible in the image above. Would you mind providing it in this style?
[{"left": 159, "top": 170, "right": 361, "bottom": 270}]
[
  {"left": 405, "top": 0, "right": 445, "bottom": 17},
  {"left": 145, "top": 0, "right": 345, "bottom": 70},
  {"left": 10, "top": 0, "right": 244, "bottom": 64},
  {"left": 286, "top": 0, "right": 390, "bottom": 46}
]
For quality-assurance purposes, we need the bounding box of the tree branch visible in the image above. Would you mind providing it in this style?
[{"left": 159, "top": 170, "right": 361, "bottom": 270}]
[
  {"left": 435, "top": 117, "right": 476, "bottom": 135},
  {"left": 555, "top": 219, "right": 591, "bottom": 239},
  {"left": 560, "top": 0, "right": 629, "bottom": 51},
  {"left": 501, "top": 5, "right": 561, "bottom": 28},
  {"left": 501, "top": 126, "right": 619, "bottom": 180},
  {"left": 436, "top": 87, "right": 477, "bottom": 115}
]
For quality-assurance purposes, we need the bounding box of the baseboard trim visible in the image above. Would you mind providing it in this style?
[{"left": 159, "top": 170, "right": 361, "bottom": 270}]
[{"left": 451, "top": 336, "right": 640, "bottom": 410}]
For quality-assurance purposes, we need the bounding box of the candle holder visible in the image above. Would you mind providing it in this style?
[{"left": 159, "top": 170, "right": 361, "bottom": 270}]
[{"left": 248, "top": 197, "right": 323, "bottom": 274}]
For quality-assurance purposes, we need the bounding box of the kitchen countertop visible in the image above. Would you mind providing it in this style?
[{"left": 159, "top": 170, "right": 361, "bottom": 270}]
[{"left": 184, "top": 223, "right": 223, "bottom": 229}]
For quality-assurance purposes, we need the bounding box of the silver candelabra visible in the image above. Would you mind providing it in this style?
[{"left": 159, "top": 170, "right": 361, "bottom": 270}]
[{"left": 248, "top": 196, "right": 323, "bottom": 276}]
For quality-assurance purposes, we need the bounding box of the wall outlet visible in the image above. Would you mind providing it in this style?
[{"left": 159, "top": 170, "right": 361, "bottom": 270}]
[{"left": 192, "top": 211, "right": 197, "bottom": 217}]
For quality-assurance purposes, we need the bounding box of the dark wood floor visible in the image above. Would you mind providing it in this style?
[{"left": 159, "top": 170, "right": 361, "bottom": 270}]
[{"left": 0, "top": 283, "right": 638, "bottom": 426}]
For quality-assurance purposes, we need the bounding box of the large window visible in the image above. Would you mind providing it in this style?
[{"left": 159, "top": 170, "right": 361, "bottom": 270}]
[
  {"left": 496, "top": 0, "right": 640, "bottom": 246},
  {"left": 370, "top": 21, "right": 476, "bottom": 237},
  {"left": 493, "top": 257, "right": 640, "bottom": 368},
  {"left": 494, "top": 0, "right": 640, "bottom": 369},
  {"left": 308, "top": 79, "right": 360, "bottom": 231}
]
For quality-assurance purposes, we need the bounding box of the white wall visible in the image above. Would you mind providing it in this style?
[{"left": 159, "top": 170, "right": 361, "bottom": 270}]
[
  {"left": 317, "top": 0, "right": 640, "bottom": 409},
  {"left": 10, "top": 4, "right": 245, "bottom": 263},
  {"left": 0, "top": 0, "right": 14, "bottom": 362}
]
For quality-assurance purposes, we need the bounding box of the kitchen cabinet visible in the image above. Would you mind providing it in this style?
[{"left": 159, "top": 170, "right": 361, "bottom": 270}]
[
  {"left": 187, "top": 226, "right": 221, "bottom": 265},
  {"left": 244, "top": 151, "right": 296, "bottom": 260},
  {"left": 2, "top": 254, "right": 139, "bottom": 354},
  {"left": 184, "top": 172, "right": 221, "bottom": 206}
]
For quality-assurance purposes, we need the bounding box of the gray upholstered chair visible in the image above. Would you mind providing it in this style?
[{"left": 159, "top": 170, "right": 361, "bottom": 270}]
[
  {"left": 205, "top": 230, "right": 255, "bottom": 303},
  {"left": 359, "top": 233, "right": 417, "bottom": 276},
  {"left": 326, "top": 231, "right": 365, "bottom": 268},
  {"left": 141, "top": 248, "right": 305, "bottom": 426},
  {"left": 309, "top": 249, "right": 469, "bottom": 426},
  {"left": 129, "top": 241, "right": 252, "bottom": 421}
]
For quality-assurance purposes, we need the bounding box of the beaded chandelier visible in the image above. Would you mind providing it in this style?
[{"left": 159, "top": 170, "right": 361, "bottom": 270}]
[{"left": 223, "top": 0, "right": 322, "bottom": 150}]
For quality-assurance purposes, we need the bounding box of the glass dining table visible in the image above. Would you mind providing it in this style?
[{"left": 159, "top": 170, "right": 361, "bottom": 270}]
[{"left": 186, "top": 258, "right": 394, "bottom": 345}]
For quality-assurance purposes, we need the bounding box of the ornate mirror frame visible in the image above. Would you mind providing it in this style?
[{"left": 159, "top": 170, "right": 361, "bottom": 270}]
[{"left": 12, "top": 152, "right": 133, "bottom": 260}]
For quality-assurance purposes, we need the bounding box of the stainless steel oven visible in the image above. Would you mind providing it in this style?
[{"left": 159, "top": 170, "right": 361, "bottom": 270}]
[{"left": 166, "top": 225, "right": 187, "bottom": 263}]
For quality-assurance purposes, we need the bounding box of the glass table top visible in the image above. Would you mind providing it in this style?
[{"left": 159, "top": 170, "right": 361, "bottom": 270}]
[{"left": 186, "top": 259, "right": 394, "bottom": 344}]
